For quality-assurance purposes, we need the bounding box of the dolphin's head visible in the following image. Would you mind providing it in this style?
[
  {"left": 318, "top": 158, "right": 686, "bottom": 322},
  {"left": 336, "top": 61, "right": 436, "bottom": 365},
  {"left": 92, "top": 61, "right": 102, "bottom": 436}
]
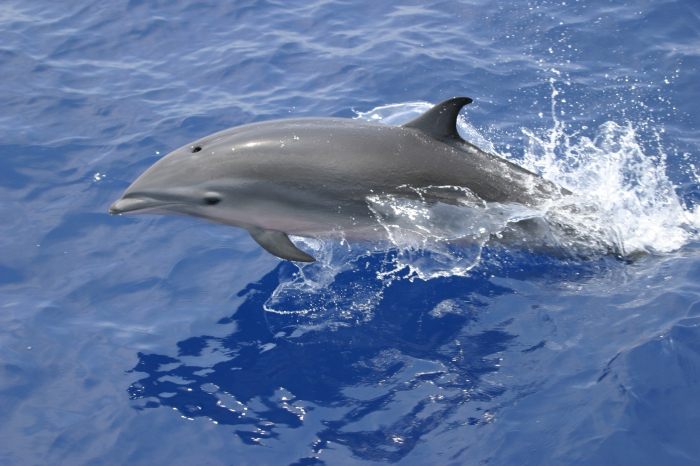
[
  {"left": 109, "top": 119, "right": 313, "bottom": 233},
  {"left": 109, "top": 136, "right": 238, "bottom": 223}
]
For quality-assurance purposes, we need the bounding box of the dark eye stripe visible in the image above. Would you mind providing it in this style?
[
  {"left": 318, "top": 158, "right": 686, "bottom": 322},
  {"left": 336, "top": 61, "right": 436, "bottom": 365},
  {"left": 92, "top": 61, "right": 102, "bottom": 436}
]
[
  {"left": 192, "top": 146, "right": 202, "bottom": 153},
  {"left": 204, "top": 197, "right": 220, "bottom": 205}
]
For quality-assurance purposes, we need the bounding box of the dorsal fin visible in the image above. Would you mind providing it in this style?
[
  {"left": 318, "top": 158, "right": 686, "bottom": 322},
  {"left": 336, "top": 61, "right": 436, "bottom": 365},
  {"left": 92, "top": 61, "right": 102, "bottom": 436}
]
[{"left": 401, "top": 97, "right": 473, "bottom": 142}]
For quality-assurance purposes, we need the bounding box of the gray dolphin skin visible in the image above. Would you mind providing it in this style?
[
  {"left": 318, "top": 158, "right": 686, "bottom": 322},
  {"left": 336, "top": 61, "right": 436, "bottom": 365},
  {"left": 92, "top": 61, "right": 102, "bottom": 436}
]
[{"left": 109, "top": 97, "right": 568, "bottom": 262}]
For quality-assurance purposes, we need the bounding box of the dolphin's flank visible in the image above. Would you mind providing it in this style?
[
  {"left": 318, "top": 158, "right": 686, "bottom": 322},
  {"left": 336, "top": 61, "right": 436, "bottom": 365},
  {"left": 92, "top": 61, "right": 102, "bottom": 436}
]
[{"left": 109, "top": 97, "right": 568, "bottom": 262}]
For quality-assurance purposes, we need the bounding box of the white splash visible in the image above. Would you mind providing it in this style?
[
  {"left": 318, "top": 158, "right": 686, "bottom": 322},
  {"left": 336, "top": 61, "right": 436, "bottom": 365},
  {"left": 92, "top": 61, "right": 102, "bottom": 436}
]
[{"left": 518, "top": 82, "right": 699, "bottom": 256}]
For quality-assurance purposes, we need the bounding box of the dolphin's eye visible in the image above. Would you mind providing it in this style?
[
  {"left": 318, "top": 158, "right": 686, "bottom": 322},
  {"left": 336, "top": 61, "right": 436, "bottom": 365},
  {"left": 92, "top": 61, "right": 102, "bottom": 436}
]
[
  {"left": 204, "top": 196, "right": 220, "bottom": 205},
  {"left": 192, "top": 146, "right": 202, "bottom": 153}
]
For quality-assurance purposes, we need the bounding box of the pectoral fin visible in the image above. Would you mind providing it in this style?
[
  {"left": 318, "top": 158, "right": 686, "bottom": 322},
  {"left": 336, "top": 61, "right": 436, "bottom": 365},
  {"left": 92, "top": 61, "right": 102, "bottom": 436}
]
[{"left": 247, "top": 226, "right": 316, "bottom": 262}]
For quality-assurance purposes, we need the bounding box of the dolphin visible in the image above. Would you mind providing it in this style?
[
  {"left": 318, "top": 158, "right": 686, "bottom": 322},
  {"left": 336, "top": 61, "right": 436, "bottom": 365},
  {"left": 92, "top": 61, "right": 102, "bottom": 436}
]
[{"left": 109, "top": 97, "right": 568, "bottom": 262}]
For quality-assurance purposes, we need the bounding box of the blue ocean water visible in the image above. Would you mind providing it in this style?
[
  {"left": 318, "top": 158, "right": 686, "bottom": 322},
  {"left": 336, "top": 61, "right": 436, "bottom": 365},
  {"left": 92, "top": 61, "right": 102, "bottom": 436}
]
[{"left": 2, "top": 0, "right": 700, "bottom": 464}]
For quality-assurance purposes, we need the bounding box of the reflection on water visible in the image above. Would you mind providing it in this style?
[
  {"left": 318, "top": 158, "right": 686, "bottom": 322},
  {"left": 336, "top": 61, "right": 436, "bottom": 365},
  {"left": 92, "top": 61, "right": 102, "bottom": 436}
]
[
  {"left": 109, "top": 236, "right": 700, "bottom": 465},
  {"left": 127, "top": 253, "right": 544, "bottom": 462}
]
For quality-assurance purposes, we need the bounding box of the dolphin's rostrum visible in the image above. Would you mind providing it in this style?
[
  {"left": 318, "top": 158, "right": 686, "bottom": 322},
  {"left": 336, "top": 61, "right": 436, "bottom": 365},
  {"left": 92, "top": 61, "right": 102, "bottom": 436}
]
[{"left": 109, "top": 97, "right": 568, "bottom": 262}]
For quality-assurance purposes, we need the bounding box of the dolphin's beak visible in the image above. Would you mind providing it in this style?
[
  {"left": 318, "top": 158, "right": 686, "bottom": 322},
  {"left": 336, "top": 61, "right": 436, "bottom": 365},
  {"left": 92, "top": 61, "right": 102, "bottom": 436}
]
[{"left": 109, "top": 197, "right": 165, "bottom": 214}]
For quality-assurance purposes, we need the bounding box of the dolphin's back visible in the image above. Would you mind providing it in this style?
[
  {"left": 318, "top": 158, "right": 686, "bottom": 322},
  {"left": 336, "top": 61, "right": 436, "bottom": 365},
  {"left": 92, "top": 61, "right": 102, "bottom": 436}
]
[{"left": 206, "top": 116, "right": 558, "bottom": 207}]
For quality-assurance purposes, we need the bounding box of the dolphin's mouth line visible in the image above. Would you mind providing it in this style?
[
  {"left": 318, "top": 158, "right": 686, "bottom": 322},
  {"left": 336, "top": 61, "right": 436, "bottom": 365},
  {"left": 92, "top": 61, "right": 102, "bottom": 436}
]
[{"left": 109, "top": 197, "right": 194, "bottom": 215}]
